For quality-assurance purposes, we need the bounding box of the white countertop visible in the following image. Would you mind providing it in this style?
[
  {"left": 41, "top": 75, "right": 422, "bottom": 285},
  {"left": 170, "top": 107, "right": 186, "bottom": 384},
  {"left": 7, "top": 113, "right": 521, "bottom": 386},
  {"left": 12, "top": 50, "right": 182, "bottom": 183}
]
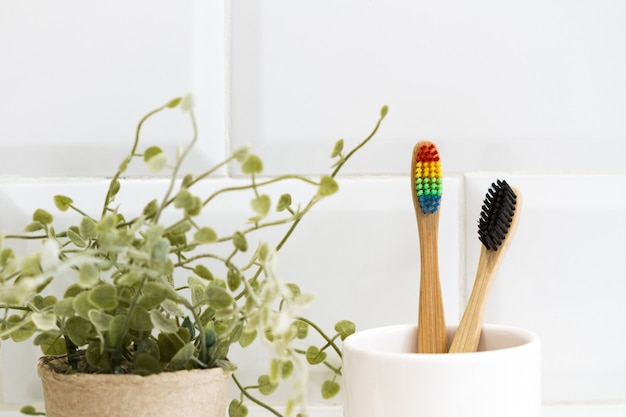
[{"left": 1, "top": 404, "right": 625, "bottom": 416}]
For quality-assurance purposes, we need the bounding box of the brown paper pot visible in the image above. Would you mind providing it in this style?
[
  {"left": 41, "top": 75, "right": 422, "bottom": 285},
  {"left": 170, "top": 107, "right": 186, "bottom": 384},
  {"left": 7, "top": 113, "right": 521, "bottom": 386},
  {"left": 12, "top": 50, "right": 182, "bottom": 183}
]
[{"left": 37, "top": 356, "right": 231, "bottom": 417}]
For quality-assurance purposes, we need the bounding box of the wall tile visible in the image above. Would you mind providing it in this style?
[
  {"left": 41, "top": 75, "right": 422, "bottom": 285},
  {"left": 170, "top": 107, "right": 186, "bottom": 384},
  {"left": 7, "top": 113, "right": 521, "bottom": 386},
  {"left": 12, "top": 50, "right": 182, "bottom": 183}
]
[
  {"left": 464, "top": 174, "right": 626, "bottom": 403},
  {"left": 231, "top": 0, "right": 626, "bottom": 175},
  {"left": 0, "top": 0, "right": 227, "bottom": 177}
]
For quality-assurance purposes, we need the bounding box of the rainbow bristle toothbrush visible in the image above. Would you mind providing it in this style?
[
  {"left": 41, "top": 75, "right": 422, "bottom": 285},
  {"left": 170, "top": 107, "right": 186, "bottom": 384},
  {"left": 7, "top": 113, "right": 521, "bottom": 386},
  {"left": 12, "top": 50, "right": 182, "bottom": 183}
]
[
  {"left": 411, "top": 141, "right": 447, "bottom": 353},
  {"left": 449, "top": 179, "right": 521, "bottom": 353}
]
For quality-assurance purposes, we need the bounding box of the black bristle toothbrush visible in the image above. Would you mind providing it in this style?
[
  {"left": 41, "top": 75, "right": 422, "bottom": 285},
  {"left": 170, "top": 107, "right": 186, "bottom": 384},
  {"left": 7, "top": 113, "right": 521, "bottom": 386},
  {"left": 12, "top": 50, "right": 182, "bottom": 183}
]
[{"left": 449, "top": 179, "right": 522, "bottom": 353}]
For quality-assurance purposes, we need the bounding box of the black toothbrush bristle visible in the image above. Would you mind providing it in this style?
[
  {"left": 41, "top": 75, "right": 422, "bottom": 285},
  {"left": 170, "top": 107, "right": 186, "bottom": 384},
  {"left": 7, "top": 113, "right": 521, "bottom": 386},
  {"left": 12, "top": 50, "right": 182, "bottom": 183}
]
[{"left": 477, "top": 180, "right": 517, "bottom": 251}]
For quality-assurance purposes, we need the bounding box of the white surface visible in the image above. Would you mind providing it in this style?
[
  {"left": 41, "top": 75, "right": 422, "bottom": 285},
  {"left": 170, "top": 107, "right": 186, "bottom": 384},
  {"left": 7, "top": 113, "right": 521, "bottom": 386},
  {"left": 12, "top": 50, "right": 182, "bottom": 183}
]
[{"left": 1, "top": 404, "right": 626, "bottom": 417}]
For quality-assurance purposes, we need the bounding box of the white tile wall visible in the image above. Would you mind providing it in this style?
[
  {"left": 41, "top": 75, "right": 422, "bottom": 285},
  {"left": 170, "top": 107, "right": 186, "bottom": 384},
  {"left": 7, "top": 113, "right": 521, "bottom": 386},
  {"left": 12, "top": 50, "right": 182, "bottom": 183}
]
[{"left": 2, "top": 1, "right": 626, "bottom": 414}]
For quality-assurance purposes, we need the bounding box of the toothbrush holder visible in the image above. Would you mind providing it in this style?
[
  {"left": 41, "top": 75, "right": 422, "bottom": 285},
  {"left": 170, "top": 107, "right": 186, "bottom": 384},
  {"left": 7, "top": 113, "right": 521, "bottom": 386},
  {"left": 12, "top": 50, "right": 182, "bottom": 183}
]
[{"left": 342, "top": 323, "right": 541, "bottom": 417}]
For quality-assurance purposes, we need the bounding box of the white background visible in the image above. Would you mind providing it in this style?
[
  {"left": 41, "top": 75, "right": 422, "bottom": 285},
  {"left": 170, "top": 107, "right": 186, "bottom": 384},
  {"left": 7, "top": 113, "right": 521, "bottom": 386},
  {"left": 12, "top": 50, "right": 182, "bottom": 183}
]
[{"left": 1, "top": 1, "right": 626, "bottom": 415}]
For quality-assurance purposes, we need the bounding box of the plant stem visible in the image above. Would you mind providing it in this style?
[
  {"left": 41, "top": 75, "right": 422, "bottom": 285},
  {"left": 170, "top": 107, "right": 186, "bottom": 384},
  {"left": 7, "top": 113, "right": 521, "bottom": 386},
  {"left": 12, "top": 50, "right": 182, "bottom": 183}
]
[
  {"left": 331, "top": 106, "right": 387, "bottom": 178},
  {"left": 232, "top": 374, "right": 284, "bottom": 417},
  {"left": 101, "top": 103, "right": 169, "bottom": 217},
  {"left": 153, "top": 109, "right": 199, "bottom": 223},
  {"left": 296, "top": 317, "right": 342, "bottom": 358}
]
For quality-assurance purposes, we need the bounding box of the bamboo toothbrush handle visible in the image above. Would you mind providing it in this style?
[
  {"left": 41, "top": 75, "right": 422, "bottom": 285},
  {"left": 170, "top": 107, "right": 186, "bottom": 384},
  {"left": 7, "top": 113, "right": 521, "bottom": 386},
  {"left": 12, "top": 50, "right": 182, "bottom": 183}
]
[
  {"left": 449, "top": 247, "right": 499, "bottom": 353},
  {"left": 449, "top": 185, "right": 522, "bottom": 353},
  {"left": 416, "top": 212, "right": 448, "bottom": 353}
]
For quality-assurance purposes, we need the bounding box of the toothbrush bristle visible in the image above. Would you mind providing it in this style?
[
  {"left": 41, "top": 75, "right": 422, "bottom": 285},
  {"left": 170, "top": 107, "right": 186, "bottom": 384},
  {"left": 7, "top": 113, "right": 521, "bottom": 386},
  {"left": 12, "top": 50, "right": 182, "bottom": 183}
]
[
  {"left": 414, "top": 142, "right": 442, "bottom": 214},
  {"left": 478, "top": 179, "right": 517, "bottom": 251}
]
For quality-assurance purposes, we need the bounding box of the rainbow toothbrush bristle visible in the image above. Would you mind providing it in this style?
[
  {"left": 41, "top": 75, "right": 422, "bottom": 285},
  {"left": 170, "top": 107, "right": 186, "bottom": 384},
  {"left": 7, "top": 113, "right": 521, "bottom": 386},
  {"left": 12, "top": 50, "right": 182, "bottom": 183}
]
[{"left": 414, "top": 142, "right": 442, "bottom": 214}]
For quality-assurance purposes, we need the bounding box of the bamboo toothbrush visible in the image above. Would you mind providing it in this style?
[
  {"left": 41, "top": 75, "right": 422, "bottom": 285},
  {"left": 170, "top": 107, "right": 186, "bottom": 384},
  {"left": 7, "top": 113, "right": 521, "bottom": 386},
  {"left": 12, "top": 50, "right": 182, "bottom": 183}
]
[
  {"left": 412, "top": 141, "right": 447, "bottom": 353},
  {"left": 449, "top": 179, "right": 522, "bottom": 353}
]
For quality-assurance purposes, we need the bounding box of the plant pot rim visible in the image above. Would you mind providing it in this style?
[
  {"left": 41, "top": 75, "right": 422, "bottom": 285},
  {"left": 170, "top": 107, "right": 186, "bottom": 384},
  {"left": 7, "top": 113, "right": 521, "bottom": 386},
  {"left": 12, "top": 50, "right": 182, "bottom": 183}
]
[{"left": 37, "top": 355, "right": 231, "bottom": 382}]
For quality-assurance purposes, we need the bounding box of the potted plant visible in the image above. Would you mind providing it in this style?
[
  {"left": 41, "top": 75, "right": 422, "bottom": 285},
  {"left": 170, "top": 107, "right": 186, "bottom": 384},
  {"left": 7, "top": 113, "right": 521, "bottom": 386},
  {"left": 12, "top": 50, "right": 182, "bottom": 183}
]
[{"left": 0, "top": 95, "right": 388, "bottom": 417}]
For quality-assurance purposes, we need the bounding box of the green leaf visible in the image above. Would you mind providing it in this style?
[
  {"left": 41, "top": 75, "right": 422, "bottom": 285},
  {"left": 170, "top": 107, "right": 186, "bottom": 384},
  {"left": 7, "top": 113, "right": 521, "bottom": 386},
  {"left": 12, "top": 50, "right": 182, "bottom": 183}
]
[
  {"left": 317, "top": 175, "right": 339, "bottom": 197},
  {"left": 19, "top": 405, "right": 45, "bottom": 416},
  {"left": 53, "top": 297, "right": 75, "bottom": 317},
  {"left": 110, "top": 179, "right": 121, "bottom": 198},
  {"left": 227, "top": 269, "right": 241, "bottom": 292},
  {"left": 250, "top": 194, "right": 271, "bottom": 217},
  {"left": 190, "top": 283, "right": 207, "bottom": 308},
  {"left": 64, "top": 283, "right": 83, "bottom": 299},
  {"left": 7, "top": 315, "right": 35, "bottom": 342},
  {"left": 0, "top": 248, "right": 15, "bottom": 267},
  {"left": 258, "top": 374, "right": 278, "bottom": 395},
  {"left": 182, "top": 174, "right": 194, "bottom": 188},
  {"left": 174, "top": 189, "right": 193, "bottom": 209},
  {"left": 206, "top": 286, "right": 233, "bottom": 310},
  {"left": 67, "top": 228, "right": 87, "bottom": 248},
  {"left": 305, "top": 346, "right": 327, "bottom": 365},
  {"left": 257, "top": 242, "right": 270, "bottom": 263},
  {"left": 161, "top": 299, "right": 185, "bottom": 317},
  {"left": 334, "top": 320, "right": 356, "bottom": 340},
  {"left": 233, "top": 146, "right": 250, "bottom": 163},
  {"left": 193, "top": 264, "right": 214, "bottom": 280},
  {"left": 293, "top": 320, "right": 308, "bottom": 339},
  {"left": 151, "top": 238, "right": 171, "bottom": 265},
  {"left": 33, "top": 209, "right": 53, "bottom": 225},
  {"left": 194, "top": 227, "right": 217, "bottom": 244},
  {"left": 65, "top": 316, "right": 93, "bottom": 346},
  {"left": 78, "top": 263, "right": 100, "bottom": 288},
  {"left": 321, "top": 379, "right": 341, "bottom": 399},
  {"left": 232, "top": 231, "right": 248, "bottom": 252},
  {"left": 165, "top": 97, "right": 182, "bottom": 108},
  {"left": 138, "top": 282, "right": 167, "bottom": 309},
  {"left": 157, "top": 332, "right": 184, "bottom": 363},
  {"left": 79, "top": 216, "right": 98, "bottom": 240},
  {"left": 331, "top": 139, "right": 344, "bottom": 158},
  {"left": 31, "top": 311, "right": 57, "bottom": 331},
  {"left": 380, "top": 104, "right": 389, "bottom": 118},
  {"left": 276, "top": 193, "right": 292, "bottom": 212},
  {"left": 229, "top": 399, "right": 249, "bottom": 417},
  {"left": 87, "top": 311, "right": 112, "bottom": 336},
  {"left": 133, "top": 352, "right": 162, "bottom": 376},
  {"left": 128, "top": 306, "right": 153, "bottom": 332},
  {"left": 186, "top": 196, "right": 202, "bottom": 216},
  {"left": 88, "top": 284, "right": 118, "bottom": 311},
  {"left": 239, "top": 330, "right": 257, "bottom": 348},
  {"left": 269, "top": 358, "right": 280, "bottom": 383},
  {"left": 281, "top": 360, "right": 294, "bottom": 379},
  {"left": 135, "top": 337, "right": 160, "bottom": 361},
  {"left": 180, "top": 94, "right": 194, "bottom": 112},
  {"left": 72, "top": 291, "right": 96, "bottom": 319},
  {"left": 24, "top": 221, "right": 44, "bottom": 233},
  {"left": 144, "top": 146, "right": 168, "bottom": 173},
  {"left": 53, "top": 195, "right": 73, "bottom": 211},
  {"left": 203, "top": 322, "right": 216, "bottom": 346},
  {"left": 170, "top": 342, "right": 195, "bottom": 370},
  {"left": 107, "top": 314, "right": 127, "bottom": 347},
  {"left": 115, "top": 271, "right": 142, "bottom": 287},
  {"left": 143, "top": 199, "right": 159, "bottom": 217},
  {"left": 34, "top": 333, "right": 67, "bottom": 355},
  {"left": 241, "top": 154, "right": 263, "bottom": 175},
  {"left": 85, "top": 340, "right": 105, "bottom": 369},
  {"left": 149, "top": 309, "right": 178, "bottom": 334}
]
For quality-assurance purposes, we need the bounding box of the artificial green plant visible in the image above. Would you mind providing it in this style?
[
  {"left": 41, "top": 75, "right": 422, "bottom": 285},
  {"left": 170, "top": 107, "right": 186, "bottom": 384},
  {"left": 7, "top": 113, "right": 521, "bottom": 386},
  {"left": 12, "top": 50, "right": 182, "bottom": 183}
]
[{"left": 0, "top": 96, "right": 388, "bottom": 417}]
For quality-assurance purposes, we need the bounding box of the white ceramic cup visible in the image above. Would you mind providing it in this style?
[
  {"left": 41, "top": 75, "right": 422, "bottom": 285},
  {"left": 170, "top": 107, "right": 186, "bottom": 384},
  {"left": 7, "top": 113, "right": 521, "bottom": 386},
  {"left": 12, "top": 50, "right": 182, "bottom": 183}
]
[{"left": 342, "top": 323, "right": 541, "bottom": 417}]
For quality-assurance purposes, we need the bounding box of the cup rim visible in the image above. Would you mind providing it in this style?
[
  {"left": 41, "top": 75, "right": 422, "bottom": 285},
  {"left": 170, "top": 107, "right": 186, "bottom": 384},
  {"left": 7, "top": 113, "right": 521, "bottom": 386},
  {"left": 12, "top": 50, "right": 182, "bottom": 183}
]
[{"left": 343, "top": 323, "right": 539, "bottom": 359}]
